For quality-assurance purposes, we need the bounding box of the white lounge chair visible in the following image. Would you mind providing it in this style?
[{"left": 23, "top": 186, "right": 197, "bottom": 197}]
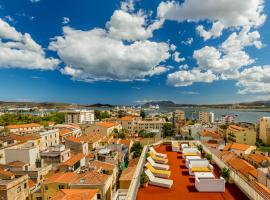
[
  {"left": 149, "top": 147, "right": 167, "bottom": 158},
  {"left": 145, "top": 169, "right": 173, "bottom": 188},
  {"left": 147, "top": 156, "right": 170, "bottom": 170}
]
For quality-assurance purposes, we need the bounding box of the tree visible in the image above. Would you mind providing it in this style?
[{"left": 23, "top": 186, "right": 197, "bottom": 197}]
[
  {"left": 94, "top": 110, "right": 111, "bottom": 120},
  {"left": 196, "top": 144, "right": 203, "bottom": 153},
  {"left": 220, "top": 167, "right": 230, "bottom": 181},
  {"left": 162, "top": 122, "right": 175, "bottom": 137},
  {"left": 205, "top": 153, "right": 212, "bottom": 161},
  {"left": 140, "top": 110, "right": 146, "bottom": 119},
  {"left": 131, "top": 142, "right": 143, "bottom": 158}
]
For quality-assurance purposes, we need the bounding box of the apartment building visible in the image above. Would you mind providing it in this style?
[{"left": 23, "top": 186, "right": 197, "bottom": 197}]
[
  {"left": 175, "top": 110, "right": 185, "bottom": 121},
  {"left": 64, "top": 136, "right": 89, "bottom": 154},
  {"left": 259, "top": 117, "right": 270, "bottom": 145},
  {"left": 134, "top": 117, "right": 166, "bottom": 133},
  {"left": 223, "top": 143, "right": 256, "bottom": 156},
  {"left": 50, "top": 189, "right": 98, "bottom": 200},
  {"left": 64, "top": 110, "right": 95, "bottom": 124},
  {"left": 39, "top": 129, "right": 60, "bottom": 151},
  {"left": 0, "top": 171, "right": 29, "bottom": 200},
  {"left": 116, "top": 116, "right": 138, "bottom": 134},
  {"left": 78, "top": 133, "right": 107, "bottom": 150},
  {"left": 226, "top": 124, "right": 256, "bottom": 145},
  {"left": 56, "top": 124, "right": 82, "bottom": 143},
  {"left": 42, "top": 171, "right": 113, "bottom": 200},
  {"left": 6, "top": 123, "right": 43, "bottom": 134},
  {"left": 199, "top": 112, "right": 215, "bottom": 124},
  {"left": 86, "top": 122, "right": 122, "bottom": 136}
]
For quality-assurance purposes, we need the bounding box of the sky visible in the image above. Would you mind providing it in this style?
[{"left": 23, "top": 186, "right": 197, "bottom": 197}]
[{"left": 0, "top": 0, "right": 269, "bottom": 105}]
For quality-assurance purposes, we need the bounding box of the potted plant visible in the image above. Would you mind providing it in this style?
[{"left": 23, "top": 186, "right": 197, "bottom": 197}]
[
  {"left": 140, "top": 171, "right": 149, "bottom": 188},
  {"left": 220, "top": 167, "right": 230, "bottom": 182},
  {"left": 205, "top": 153, "right": 213, "bottom": 163},
  {"left": 196, "top": 144, "right": 203, "bottom": 153}
]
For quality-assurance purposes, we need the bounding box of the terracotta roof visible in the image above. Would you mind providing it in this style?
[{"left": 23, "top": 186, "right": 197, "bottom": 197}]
[
  {"left": 230, "top": 143, "right": 253, "bottom": 151},
  {"left": 228, "top": 125, "right": 245, "bottom": 131},
  {"left": 61, "top": 153, "right": 85, "bottom": 166},
  {"left": 119, "top": 166, "right": 136, "bottom": 181},
  {"left": 253, "top": 182, "right": 270, "bottom": 200},
  {"left": 221, "top": 151, "right": 237, "bottom": 163},
  {"left": 96, "top": 122, "right": 119, "bottom": 128},
  {"left": 228, "top": 158, "right": 256, "bottom": 178},
  {"left": 119, "top": 139, "right": 133, "bottom": 146},
  {"left": 248, "top": 154, "right": 270, "bottom": 164},
  {"left": 86, "top": 153, "right": 95, "bottom": 159},
  {"left": 249, "top": 169, "right": 257, "bottom": 178},
  {"left": 51, "top": 189, "right": 98, "bottom": 200},
  {"left": 89, "top": 160, "right": 115, "bottom": 171},
  {"left": 223, "top": 143, "right": 232, "bottom": 151},
  {"left": 28, "top": 179, "right": 36, "bottom": 188},
  {"left": 0, "top": 168, "right": 14, "bottom": 179},
  {"left": 79, "top": 133, "right": 105, "bottom": 143},
  {"left": 6, "top": 123, "right": 42, "bottom": 129},
  {"left": 44, "top": 172, "right": 79, "bottom": 184},
  {"left": 65, "top": 136, "right": 82, "bottom": 144},
  {"left": 59, "top": 128, "right": 73, "bottom": 137},
  {"left": 10, "top": 133, "right": 41, "bottom": 142},
  {"left": 73, "top": 171, "right": 109, "bottom": 185},
  {"left": 118, "top": 116, "right": 135, "bottom": 121},
  {"left": 199, "top": 131, "right": 220, "bottom": 139}
]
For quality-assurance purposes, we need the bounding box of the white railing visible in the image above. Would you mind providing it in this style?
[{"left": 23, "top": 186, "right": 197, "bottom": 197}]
[
  {"left": 125, "top": 145, "right": 148, "bottom": 200},
  {"left": 112, "top": 189, "right": 128, "bottom": 200}
]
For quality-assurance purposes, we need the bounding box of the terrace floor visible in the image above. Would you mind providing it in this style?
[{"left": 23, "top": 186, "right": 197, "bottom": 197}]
[{"left": 136, "top": 145, "right": 248, "bottom": 200}]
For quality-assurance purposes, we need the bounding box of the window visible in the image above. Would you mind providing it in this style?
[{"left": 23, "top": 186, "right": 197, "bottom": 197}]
[
  {"left": 58, "top": 185, "right": 65, "bottom": 189},
  {"left": 45, "top": 185, "right": 48, "bottom": 190},
  {"left": 97, "top": 194, "right": 101, "bottom": 200},
  {"left": 17, "top": 186, "right": 21, "bottom": 193},
  {"left": 24, "top": 183, "right": 27, "bottom": 189}
]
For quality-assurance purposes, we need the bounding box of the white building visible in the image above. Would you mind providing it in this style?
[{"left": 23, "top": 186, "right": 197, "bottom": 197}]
[
  {"left": 199, "top": 112, "right": 214, "bottom": 124},
  {"left": 39, "top": 129, "right": 60, "bottom": 151},
  {"left": 64, "top": 109, "right": 95, "bottom": 124}
]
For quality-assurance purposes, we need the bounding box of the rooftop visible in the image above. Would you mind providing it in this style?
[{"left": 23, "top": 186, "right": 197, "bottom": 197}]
[
  {"left": 60, "top": 153, "right": 85, "bottom": 166},
  {"left": 96, "top": 122, "right": 119, "bottom": 128},
  {"left": 51, "top": 189, "right": 98, "bottom": 200},
  {"left": 137, "top": 145, "right": 248, "bottom": 200},
  {"left": 6, "top": 123, "right": 42, "bottom": 129}
]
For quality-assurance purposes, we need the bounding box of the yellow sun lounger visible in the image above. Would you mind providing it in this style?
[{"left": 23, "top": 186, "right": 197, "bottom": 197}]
[
  {"left": 145, "top": 162, "right": 171, "bottom": 178},
  {"left": 191, "top": 167, "right": 211, "bottom": 172},
  {"left": 150, "top": 152, "right": 168, "bottom": 164},
  {"left": 183, "top": 152, "right": 199, "bottom": 156}
]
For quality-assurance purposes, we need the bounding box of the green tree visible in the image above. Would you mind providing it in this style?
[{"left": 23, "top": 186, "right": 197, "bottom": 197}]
[
  {"left": 205, "top": 153, "right": 212, "bottom": 161},
  {"left": 220, "top": 167, "right": 230, "bottom": 181},
  {"left": 162, "top": 122, "right": 175, "bottom": 137},
  {"left": 140, "top": 110, "right": 146, "bottom": 119},
  {"left": 131, "top": 142, "right": 143, "bottom": 158}
]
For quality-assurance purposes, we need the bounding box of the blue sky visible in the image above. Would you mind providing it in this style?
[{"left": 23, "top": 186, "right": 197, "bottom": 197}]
[{"left": 0, "top": 0, "right": 269, "bottom": 105}]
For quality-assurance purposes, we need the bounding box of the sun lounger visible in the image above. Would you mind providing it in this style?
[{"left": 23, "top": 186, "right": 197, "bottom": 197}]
[
  {"left": 147, "top": 156, "right": 170, "bottom": 170},
  {"left": 145, "top": 169, "right": 173, "bottom": 188},
  {"left": 149, "top": 147, "right": 167, "bottom": 158},
  {"left": 150, "top": 152, "right": 168, "bottom": 164},
  {"left": 145, "top": 162, "right": 171, "bottom": 178},
  {"left": 172, "top": 141, "right": 180, "bottom": 152}
]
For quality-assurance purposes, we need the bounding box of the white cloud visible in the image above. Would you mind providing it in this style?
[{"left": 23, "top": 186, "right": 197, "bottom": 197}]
[
  {"left": 196, "top": 21, "right": 224, "bottom": 41},
  {"left": 121, "top": 0, "right": 135, "bottom": 12},
  {"left": 107, "top": 10, "right": 163, "bottom": 41},
  {"left": 158, "top": 0, "right": 266, "bottom": 28},
  {"left": 167, "top": 69, "right": 217, "bottom": 86},
  {"left": 181, "top": 91, "right": 200, "bottom": 95},
  {"left": 0, "top": 19, "right": 59, "bottom": 70},
  {"left": 62, "top": 17, "right": 70, "bottom": 24},
  {"left": 193, "top": 27, "right": 262, "bottom": 76},
  {"left": 181, "top": 37, "right": 193, "bottom": 45},
  {"left": 172, "top": 51, "right": 185, "bottom": 63},
  {"left": 237, "top": 65, "right": 270, "bottom": 94},
  {"left": 50, "top": 27, "right": 170, "bottom": 81},
  {"left": 4, "top": 16, "right": 14, "bottom": 23},
  {"left": 29, "top": 0, "right": 40, "bottom": 3}
]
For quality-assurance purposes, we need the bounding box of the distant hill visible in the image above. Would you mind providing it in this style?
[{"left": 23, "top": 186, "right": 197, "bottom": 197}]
[
  {"left": 142, "top": 101, "right": 177, "bottom": 107},
  {"left": 84, "top": 103, "right": 114, "bottom": 108}
]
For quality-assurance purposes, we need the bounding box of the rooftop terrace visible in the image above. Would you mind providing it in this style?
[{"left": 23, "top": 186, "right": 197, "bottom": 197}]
[{"left": 136, "top": 145, "right": 248, "bottom": 200}]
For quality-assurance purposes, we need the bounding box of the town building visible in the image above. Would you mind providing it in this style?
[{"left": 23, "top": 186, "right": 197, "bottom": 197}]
[
  {"left": 199, "top": 112, "right": 215, "bottom": 124},
  {"left": 42, "top": 170, "right": 113, "bottom": 200},
  {"left": 50, "top": 189, "right": 98, "bottom": 200},
  {"left": 64, "top": 109, "right": 95, "bottom": 124},
  {"left": 39, "top": 129, "right": 60, "bottom": 151},
  {"left": 86, "top": 122, "right": 122, "bottom": 137},
  {"left": 64, "top": 136, "right": 89, "bottom": 154},
  {"left": 58, "top": 153, "right": 86, "bottom": 172},
  {"left": 223, "top": 143, "right": 256, "bottom": 156},
  {"left": 5, "top": 123, "right": 44, "bottom": 134},
  {"left": 259, "top": 117, "right": 270, "bottom": 146},
  {"left": 226, "top": 124, "right": 256, "bottom": 145},
  {"left": 56, "top": 124, "right": 82, "bottom": 143},
  {"left": 134, "top": 117, "right": 166, "bottom": 133}
]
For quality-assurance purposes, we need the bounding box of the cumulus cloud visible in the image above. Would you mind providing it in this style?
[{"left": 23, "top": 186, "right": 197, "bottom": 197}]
[
  {"left": 181, "top": 37, "right": 193, "bottom": 45},
  {"left": 237, "top": 65, "right": 270, "bottom": 94},
  {"left": 167, "top": 69, "right": 217, "bottom": 86},
  {"left": 50, "top": 27, "right": 170, "bottom": 81},
  {"left": 196, "top": 21, "right": 224, "bottom": 41},
  {"left": 172, "top": 51, "right": 185, "bottom": 62},
  {"left": 0, "top": 19, "right": 59, "bottom": 70},
  {"left": 107, "top": 10, "right": 163, "bottom": 41},
  {"left": 62, "top": 17, "right": 70, "bottom": 24},
  {"left": 193, "top": 27, "right": 262, "bottom": 76},
  {"left": 158, "top": 0, "right": 266, "bottom": 28}
]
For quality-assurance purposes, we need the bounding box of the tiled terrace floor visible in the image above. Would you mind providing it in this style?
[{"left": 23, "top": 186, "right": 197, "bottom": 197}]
[{"left": 137, "top": 145, "right": 248, "bottom": 200}]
